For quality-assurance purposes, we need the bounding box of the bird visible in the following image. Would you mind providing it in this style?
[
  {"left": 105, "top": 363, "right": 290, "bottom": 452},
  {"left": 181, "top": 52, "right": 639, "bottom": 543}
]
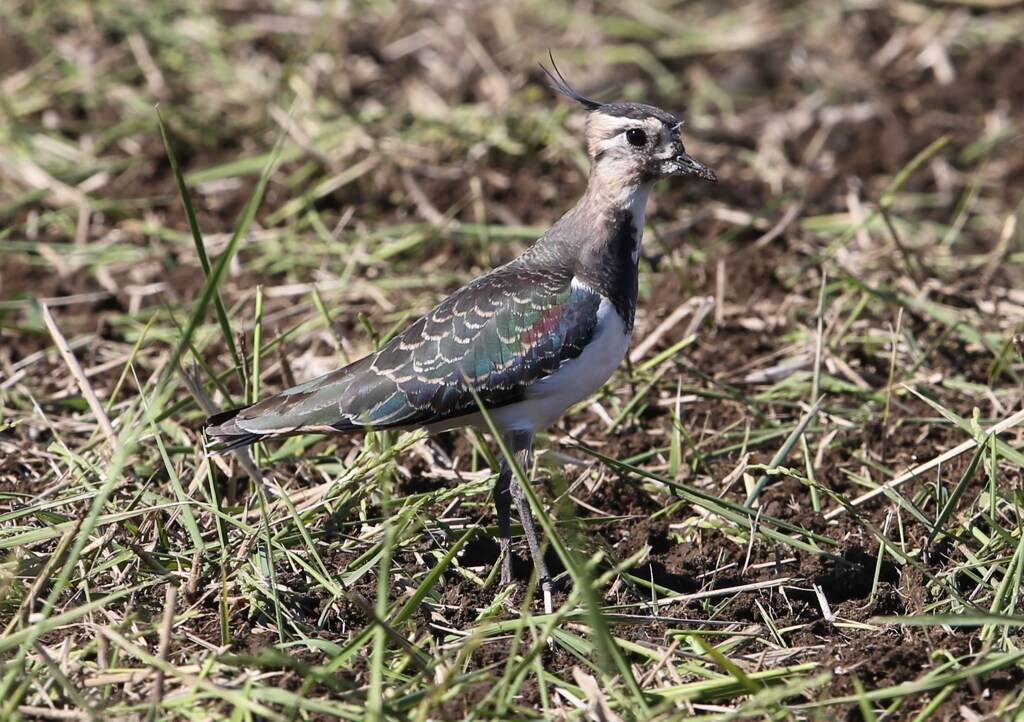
[{"left": 205, "top": 58, "right": 716, "bottom": 599}]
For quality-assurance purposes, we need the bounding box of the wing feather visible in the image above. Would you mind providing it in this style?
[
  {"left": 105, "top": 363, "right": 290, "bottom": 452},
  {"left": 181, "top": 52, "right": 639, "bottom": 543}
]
[{"left": 206, "top": 267, "right": 603, "bottom": 447}]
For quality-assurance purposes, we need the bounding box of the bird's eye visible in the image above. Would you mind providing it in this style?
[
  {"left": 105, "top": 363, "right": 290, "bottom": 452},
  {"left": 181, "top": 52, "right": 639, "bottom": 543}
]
[{"left": 626, "top": 128, "right": 647, "bottom": 147}]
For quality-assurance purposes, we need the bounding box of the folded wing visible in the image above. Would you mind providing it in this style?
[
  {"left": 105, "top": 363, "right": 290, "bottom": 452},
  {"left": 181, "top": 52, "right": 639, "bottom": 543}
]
[{"left": 205, "top": 267, "right": 602, "bottom": 449}]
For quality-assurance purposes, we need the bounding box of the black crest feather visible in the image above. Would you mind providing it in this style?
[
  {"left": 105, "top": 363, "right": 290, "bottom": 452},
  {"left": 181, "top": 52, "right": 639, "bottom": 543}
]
[{"left": 540, "top": 51, "right": 603, "bottom": 112}]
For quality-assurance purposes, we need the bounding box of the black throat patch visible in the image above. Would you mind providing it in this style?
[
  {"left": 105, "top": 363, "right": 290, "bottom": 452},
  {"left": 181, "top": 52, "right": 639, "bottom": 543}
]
[{"left": 577, "top": 208, "right": 639, "bottom": 333}]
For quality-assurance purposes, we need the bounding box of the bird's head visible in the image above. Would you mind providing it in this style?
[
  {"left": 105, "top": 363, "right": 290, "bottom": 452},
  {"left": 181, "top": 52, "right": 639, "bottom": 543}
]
[{"left": 542, "top": 57, "right": 717, "bottom": 187}]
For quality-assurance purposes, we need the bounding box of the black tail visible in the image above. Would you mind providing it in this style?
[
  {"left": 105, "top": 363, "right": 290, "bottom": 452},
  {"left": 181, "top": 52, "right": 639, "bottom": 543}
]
[{"left": 204, "top": 406, "right": 265, "bottom": 452}]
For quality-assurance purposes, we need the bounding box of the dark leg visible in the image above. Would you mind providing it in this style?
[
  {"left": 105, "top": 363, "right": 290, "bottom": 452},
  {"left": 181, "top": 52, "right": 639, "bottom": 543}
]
[
  {"left": 494, "top": 432, "right": 552, "bottom": 595},
  {"left": 495, "top": 457, "right": 514, "bottom": 585}
]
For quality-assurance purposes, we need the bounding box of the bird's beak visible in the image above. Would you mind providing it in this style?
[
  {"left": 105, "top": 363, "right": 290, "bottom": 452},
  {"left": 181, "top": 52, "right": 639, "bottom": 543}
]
[{"left": 673, "top": 152, "right": 717, "bottom": 182}]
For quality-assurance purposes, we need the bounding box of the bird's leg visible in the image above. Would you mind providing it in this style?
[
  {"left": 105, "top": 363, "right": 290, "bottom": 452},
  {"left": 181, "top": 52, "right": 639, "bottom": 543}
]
[
  {"left": 495, "top": 456, "right": 514, "bottom": 585},
  {"left": 509, "top": 447, "right": 553, "bottom": 595},
  {"left": 495, "top": 432, "right": 552, "bottom": 595}
]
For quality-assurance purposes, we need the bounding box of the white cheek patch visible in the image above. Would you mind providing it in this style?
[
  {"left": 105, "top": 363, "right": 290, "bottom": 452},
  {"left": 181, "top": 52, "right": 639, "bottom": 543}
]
[{"left": 591, "top": 117, "right": 666, "bottom": 158}]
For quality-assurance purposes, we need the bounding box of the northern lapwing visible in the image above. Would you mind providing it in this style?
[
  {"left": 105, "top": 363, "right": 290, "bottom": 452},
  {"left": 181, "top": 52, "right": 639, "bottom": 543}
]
[{"left": 206, "top": 58, "right": 716, "bottom": 600}]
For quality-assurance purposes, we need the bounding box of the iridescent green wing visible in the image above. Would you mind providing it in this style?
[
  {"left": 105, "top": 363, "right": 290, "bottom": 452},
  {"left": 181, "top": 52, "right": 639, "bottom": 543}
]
[{"left": 208, "top": 267, "right": 602, "bottom": 444}]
